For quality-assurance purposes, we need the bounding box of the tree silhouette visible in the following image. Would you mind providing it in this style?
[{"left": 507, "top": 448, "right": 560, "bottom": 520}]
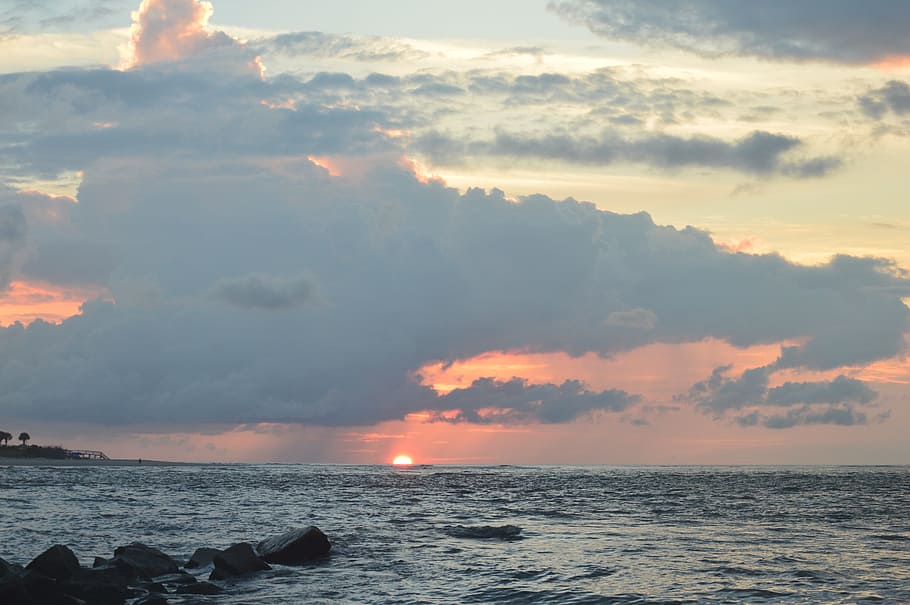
[
  {"left": 18, "top": 432, "right": 30, "bottom": 447},
  {"left": 0, "top": 431, "right": 10, "bottom": 446}
]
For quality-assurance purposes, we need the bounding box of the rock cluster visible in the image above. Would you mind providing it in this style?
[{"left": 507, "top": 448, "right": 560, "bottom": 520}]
[{"left": 0, "top": 527, "right": 330, "bottom": 604}]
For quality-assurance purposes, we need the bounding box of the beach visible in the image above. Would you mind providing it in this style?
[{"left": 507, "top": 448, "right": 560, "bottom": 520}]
[{"left": 0, "top": 457, "right": 191, "bottom": 466}]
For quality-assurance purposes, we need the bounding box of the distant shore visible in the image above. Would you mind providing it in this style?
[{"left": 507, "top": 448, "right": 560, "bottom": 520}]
[{"left": 0, "top": 457, "right": 193, "bottom": 466}]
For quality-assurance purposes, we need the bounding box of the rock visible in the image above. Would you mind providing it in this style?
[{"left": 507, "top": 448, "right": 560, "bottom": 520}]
[
  {"left": 153, "top": 572, "right": 196, "bottom": 585},
  {"left": 61, "top": 567, "right": 134, "bottom": 604},
  {"left": 26, "top": 545, "right": 81, "bottom": 581},
  {"left": 111, "top": 543, "right": 179, "bottom": 579},
  {"left": 184, "top": 547, "right": 222, "bottom": 569},
  {"left": 0, "top": 566, "right": 30, "bottom": 605},
  {"left": 20, "top": 569, "right": 62, "bottom": 603},
  {"left": 138, "top": 580, "right": 167, "bottom": 594},
  {"left": 444, "top": 524, "right": 523, "bottom": 539},
  {"left": 256, "top": 527, "right": 331, "bottom": 564},
  {"left": 93, "top": 557, "right": 110, "bottom": 568},
  {"left": 176, "top": 581, "right": 223, "bottom": 595},
  {"left": 209, "top": 543, "right": 270, "bottom": 580}
]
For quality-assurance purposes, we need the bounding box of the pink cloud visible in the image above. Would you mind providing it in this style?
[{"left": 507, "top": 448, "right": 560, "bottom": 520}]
[{"left": 122, "top": 0, "right": 243, "bottom": 68}]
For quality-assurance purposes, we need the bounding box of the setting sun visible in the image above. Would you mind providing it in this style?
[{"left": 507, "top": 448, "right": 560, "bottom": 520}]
[{"left": 392, "top": 455, "right": 413, "bottom": 466}]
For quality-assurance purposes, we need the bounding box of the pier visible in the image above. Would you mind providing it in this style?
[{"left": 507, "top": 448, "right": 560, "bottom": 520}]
[{"left": 66, "top": 449, "right": 110, "bottom": 460}]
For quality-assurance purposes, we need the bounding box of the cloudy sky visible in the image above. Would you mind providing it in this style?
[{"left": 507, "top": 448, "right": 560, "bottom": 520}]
[{"left": 0, "top": 0, "right": 908, "bottom": 463}]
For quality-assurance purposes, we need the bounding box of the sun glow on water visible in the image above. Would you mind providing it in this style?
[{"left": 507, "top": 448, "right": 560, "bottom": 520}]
[{"left": 392, "top": 454, "right": 413, "bottom": 466}]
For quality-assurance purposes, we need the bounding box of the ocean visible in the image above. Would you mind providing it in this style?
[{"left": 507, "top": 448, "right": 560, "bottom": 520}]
[{"left": 2, "top": 464, "right": 909, "bottom": 604}]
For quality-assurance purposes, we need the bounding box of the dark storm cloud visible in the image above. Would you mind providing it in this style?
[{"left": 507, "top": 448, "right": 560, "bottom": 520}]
[
  {"left": 417, "top": 129, "right": 841, "bottom": 178},
  {"left": 549, "top": 0, "right": 910, "bottom": 64},
  {"left": 858, "top": 81, "right": 910, "bottom": 119}
]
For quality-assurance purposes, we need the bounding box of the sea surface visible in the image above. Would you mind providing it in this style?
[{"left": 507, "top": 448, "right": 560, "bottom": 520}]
[{"left": 2, "top": 465, "right": 909, "bottom": 604}]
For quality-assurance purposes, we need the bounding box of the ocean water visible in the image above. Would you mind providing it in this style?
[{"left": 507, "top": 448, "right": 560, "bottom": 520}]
[{"left": 1, "top": 464, "right": 909, "bottom": 604}]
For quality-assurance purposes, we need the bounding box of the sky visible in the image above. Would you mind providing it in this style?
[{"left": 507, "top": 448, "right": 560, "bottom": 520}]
[{"left": 0, "top": 0, "right": 909, "bottom": 464}]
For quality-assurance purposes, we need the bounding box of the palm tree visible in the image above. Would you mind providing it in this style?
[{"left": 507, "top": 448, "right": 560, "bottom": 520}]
[
  {"left": 0, "top": 431, "right": 10, "bottom": 446},
  {"left": 18, "top": 432, "right": 30, "bottom": 447}
]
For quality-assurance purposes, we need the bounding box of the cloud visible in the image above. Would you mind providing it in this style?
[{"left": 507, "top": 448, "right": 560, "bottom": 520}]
[
  {"left": 0, "top": 67, "right": 396, "bottom": 178},
  {"left": 858, "top": 80, "right": 910, "bottom": 119},
  {"left": 429, "top": 377, "right": 636, "bottom": 424},
  {"left": 604, "top": 308, "right": 657, "bottom": 330},
  {"left": 737, "top": 405, "right": 868, "bottom": 429},
  {"left": 549, "top": 0, "right": 910, "bottom": 64},
  {"left": 122, "top": 0, "right": 255, "bottom": 72},
  {"left": 0, "top": 1, "right": 906, "bottom": 430},
  {"left": 261, "top": 31, "right": 429, "bottom": 63},
  {"left": 0, "top": 155, "right": 907, "bottom": 428},
  {"left": 212, "top": 274, "right": 318, "bottom": 310},
  {"left": 0, "top": 203, "right": 26, "bottom": 290},
  {"left": 767, "top": 375, "right": 878, "bottom": 406},
  {"left": 417, "top": 128, "right": 841, "bottom": 178},
  {"left": 684, "top": 363, "right": 881, "bottom": 429}
]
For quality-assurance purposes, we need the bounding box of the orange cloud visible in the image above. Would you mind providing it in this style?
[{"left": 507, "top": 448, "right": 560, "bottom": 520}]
[
  {"left": 872, "top": 55, "right": 910, "bottom": 71},
  {"left": 0, "top": 280, "right": 104, "bottom": 326},
  {"left": 416, "top": 339, "right": 789, "bottom": 402},
  {"left": 122, "top": 0, "right": 243, "bottom": 68}
]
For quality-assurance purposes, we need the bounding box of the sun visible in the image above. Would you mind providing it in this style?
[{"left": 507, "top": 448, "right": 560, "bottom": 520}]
[{"left": 392, "top": 454, "right": 413, "bottom": 466}]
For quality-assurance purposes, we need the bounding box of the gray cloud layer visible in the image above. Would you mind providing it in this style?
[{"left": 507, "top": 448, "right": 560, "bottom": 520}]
[
  {"left": 684, "top": 365, "right": 882, "bottom": 429},
  {"left": 0, "top": 154, "right": 907, "bottom": 427},
  {"left": 549, "top": 0, "right": 910, "bottom": 64},
  {"left": 417, "top": 129, "right": 840, "bottom": 177}
]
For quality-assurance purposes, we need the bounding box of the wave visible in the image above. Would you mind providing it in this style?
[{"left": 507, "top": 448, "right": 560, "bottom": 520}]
[{"left": 443, "top": 524, "right": 523, "bottom": 540}]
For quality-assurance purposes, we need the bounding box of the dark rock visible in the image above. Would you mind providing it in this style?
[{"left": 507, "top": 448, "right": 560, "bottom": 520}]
[
  {"left": 0, "top": 567, "right": 30, "bottom": 605},
  {"left": 93, "top": 557, "right": 110, "bottom": 568},
  {"left": 111, "top": 544, "right": 179, "bottom": 579},
  {"left": 153, "top": 572, "right": 196, "bottom": 585},
  {"left": 256, "top": 527, "right": 331, "bottom": 564},
  {"left": 444, "top": 524, "right": 523, "bottom": 539},
  {"left": 176, "top": 581, "right": 223, "bottom": 595},
  {"left": 61, "top": 567, "right": 133, "bottom": 604},
  {"left": 26, "top": 545, "right": 81, "bottom": 581},
  {"left": 184, "top": 547, "right": 222, "bottom": 569},
  {"left": 135, "top": 594, "right": 168, "bottom": 605},
  {"left": 139, "top": 581, "right": 167, "bottom": 594},
  {"left": 20, "top": 568, "right": 64, "bottom": 603},
  {"left": 209, "top": 543, "right": 270, "bottom": 580}
]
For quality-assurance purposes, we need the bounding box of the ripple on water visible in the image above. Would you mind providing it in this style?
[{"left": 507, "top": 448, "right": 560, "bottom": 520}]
[{"left": 2, "top": 465, "right": 910, "bottom": 603}]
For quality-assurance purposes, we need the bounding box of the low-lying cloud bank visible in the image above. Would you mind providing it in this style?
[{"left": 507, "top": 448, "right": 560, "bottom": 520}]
[{"left": 0, "top": 155, "right": 907, "bottom": 427}]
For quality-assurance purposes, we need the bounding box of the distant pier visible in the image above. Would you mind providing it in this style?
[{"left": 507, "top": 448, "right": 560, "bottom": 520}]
[{"left": 66, "top": 449, "right": 110, "bottom": 460}]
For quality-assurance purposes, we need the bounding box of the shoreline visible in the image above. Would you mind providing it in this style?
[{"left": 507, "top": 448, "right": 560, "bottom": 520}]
[{"left": 0, "top": 457, "right": 194, "bottom": 467}]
